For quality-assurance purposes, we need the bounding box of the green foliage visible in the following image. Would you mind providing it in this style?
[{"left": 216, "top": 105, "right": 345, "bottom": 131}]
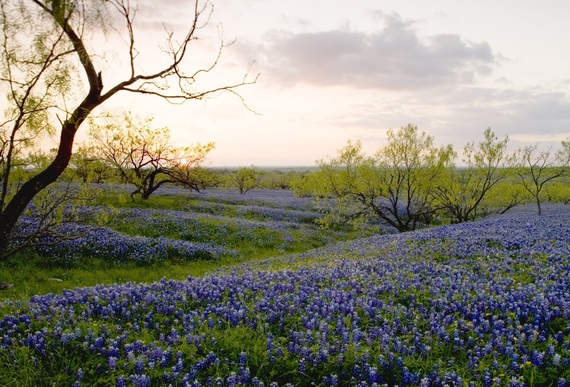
[
  {"left": 0, "top": 0, "right": 78, "bottom": 210},
  {"left": 545, "top": 180, "right": 570, "bottom": 204},
  {"left": 514, "top": 145, "right": 569, "bottom": 215},
  {"left": 436, "top": 128, "right": 510, "bottom": 222},
  {"left": 227, "top": 166, "right": 263, "bottom": 195},
  {"left": 296, "top": 128, "right": 570, "bottom": 227},
  {"left": 308, "top": 125, "right": 454, "bottom": 232},
  {"left": 482, "top": 176, "right": 530, "bottom": 214},
  {"left": 0, "top": 251, "right": 223, "bottom": 302},
  {"left": 69, "top": 143, "right": 115, "bottom": 183},
  {"left": 87, "top": 112, "right": 215, "bottom": 200}
]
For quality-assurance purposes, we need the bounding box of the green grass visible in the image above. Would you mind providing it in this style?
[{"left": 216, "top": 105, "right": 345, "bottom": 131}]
[
  {"left": 0, "top": 188, "right": 366, "bottom": 302},
  {"left": 0, "top": 254, "right": 239, "bottom": 302}
]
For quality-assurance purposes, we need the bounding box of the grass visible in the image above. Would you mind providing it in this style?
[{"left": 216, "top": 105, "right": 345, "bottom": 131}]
[
  {"left": 4, "top": 188, "right": 568, "bottom": 385},
  {"left": 0, "top": 256, "right": 237, "bottom": 301},
  {"left": 0, "top": 187, "right": 366, "bottom": 302}
]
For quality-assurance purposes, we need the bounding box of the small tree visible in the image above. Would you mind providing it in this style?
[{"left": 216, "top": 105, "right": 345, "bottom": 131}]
[
  {"left": 290, "top": 170, "right": 329, "bottom": 198},
  {"left": 436, "top": 128, "right": 509, "bottom": 222},
  {"left": 314, "top": 125, "right": 454, "bottom": 232},
  {"left": 483, "top": 176, "right": 528, "bottom": 215},
  {"left": 514, "top": 142, "right": 569, "bottom": 215},
  {"left": 544, "top": 181, "right": 570, "bottom": 205},
  {"left": 230, "top": 166, "right": 262, "bottom": 195},
  {"left": 261, "top": 171, "right": 295, "bottom": 190},
  {"left": 69, "top": 143, "right": 113, "bottom": 184},
  {"left": 314, "top": 140, "right": 382, "bottom": 229},
  {"left": 374, "top": 124, "right": 455, "bottom": 231},
  {"left": 88, "top": 113, "right": 214, "bottom": 199}
]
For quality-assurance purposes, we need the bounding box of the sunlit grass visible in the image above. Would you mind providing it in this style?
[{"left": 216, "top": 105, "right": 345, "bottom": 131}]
[
  {"left": 0, "top": 187, "right": 365, "bottom": 302},
  {"left": 0, "top": 255, "right": 232, "bottom": 302}
]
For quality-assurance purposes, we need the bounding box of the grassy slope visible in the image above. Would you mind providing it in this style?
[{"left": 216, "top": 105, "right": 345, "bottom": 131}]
[
  {"left": 0, "top": 187, "right": 368, "bottom": 301},
  {"left": 2, "top": 188, "right": 570, "bottom": 386}
]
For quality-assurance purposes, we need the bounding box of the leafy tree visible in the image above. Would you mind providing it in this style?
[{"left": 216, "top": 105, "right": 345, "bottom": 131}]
[
  {"left": 0, "top": 0, "right": 256, "bottom": 258},
  {"left": 514, "top": 142, "right": 570, "bottom": 215},
  {"left": 88, "top": 113, "right": 215, "bottom": 200},
  {"left": 374, "top": 124, "right": 455, "bottom": 231},
  {"left": 260, "top": 170, "right": 297, "bottom": 190},
  {"left": 477, "top": 175, "right": 528, "bottom": 216},
  {"left": 290, "top": 171, "right": 327, "bottom": 198},
  {"left": 436, "top": 128, "right": 509, "bottom": 222},
  {"left": 313, "top": 140, "right": 379, "bottom": 229},
  {"left": 69, "top": 143, "right": 113, "bottom": 184},
  {"left": 230, "top": 166, "right": 262, "bottom": 195},
  {"left": 544, "top": 180, "right": 570, "bottom": 205},
  {"left": 169, "top": 166, "right": 222, "bottom": 192},
  {"left": 314, "top": 125, "right": 454, "bottom": 232}
]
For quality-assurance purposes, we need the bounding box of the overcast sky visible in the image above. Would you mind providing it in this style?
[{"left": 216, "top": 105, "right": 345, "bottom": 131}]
[{"left": 99, "top": 0, "right": 570, "bottom": 166}]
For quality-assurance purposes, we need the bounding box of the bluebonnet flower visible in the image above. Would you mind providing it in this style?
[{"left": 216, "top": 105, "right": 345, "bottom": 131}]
[
  {"left": 108, "top": 356, "right": 117, "bottom": 370},
  {"left": 298, "top": 357, "right": 306, "bottom": 373},
  {"left": 129, "top": 374, "right": 151, "bottom": 387},
  {"left": 2, "top": 203, "right": 570, "bottom": 385},
  {"left": 238, "top": 351, "right": 247, "bottom": 368}
]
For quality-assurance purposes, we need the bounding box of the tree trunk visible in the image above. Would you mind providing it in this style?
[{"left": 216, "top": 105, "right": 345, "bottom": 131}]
[
  {"left": 0, "top": 92, "right": 102, "bottom": 258},
  {"left": 0, "top": 2, "right": 105, "bottom": 258},
  {"left": 0, "top": 130, "right": 73, "bottom": 256}
]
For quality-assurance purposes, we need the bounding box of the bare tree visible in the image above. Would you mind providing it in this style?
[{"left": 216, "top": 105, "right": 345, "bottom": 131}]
[
  {"left": 88, "top": 112, "right": 214, "bottom": 200},
  {"left": 0, "top": 0, "right": 256, "bottom": 258},
  {"left": 514, "top": 144, "right": 569, "bottom": 215}
]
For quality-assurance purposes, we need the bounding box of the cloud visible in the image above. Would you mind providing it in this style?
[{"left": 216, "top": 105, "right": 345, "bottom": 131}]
[
  {"left": 312, "top": 84, "right": 570, "bottom": 151},
  {"left": 242, "top": 13, "right": 497, "bottom": 89},
  {"left": 134, "top": 1, "right": 201, "bottom": 31},
  {"left": 436, "top": 87, "right": 570, "bottom": 137}
]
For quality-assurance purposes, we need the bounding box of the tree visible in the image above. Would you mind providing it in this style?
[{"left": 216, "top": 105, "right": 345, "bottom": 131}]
[
  {"left": 373, "top": 124, "right": 455, "bottom": 231},
  {"left": 0, "top": 0, "right": 256, "bottom": 258},
  {"left": 3, "top": 149, "right": 92, "bottom": 260},
  {"left": 88, "top": 112, "right": 214, "bottom": 200},
  {"left": 436, "top": 128, "right": 510, "bottom": 222},
  {"left": 314, "top": 125, "right": 454, "bottom": 232},
  {"left": 514, "top": 143, "right": 569, "bottom": 215},
  {"left": 69, "top": 143, "right": 113, "bottom": 184},
  {"left": 230, "top": 166, "right": 262, "bottom": 195},
  {"left": 544, "top": 180, "right": 570, "bottom": 205},
  {"left": 314, "top": 140, "right": 381, "bottom": 229}
]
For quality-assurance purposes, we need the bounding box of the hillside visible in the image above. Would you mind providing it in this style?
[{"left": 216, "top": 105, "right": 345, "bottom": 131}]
[{"left": 1, "top": 203, "right": 570, "bottom": 385}]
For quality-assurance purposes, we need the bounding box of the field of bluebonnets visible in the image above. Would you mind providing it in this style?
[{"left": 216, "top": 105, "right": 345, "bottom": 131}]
[{"left": 1, "top": 187, "right": 570, "bottom": 386}]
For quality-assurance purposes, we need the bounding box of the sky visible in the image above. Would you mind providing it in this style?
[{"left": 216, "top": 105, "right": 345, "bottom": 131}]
[{"left": 96, "top": 0, "right": 570, "bottom": 167}]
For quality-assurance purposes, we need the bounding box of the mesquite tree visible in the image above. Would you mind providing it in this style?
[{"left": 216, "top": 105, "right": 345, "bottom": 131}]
[
  {"left": 0, "top": 0, "right": 256, "bottom": 258},
  {"left": 514, "top": 142, "right": 570, "bottom": 215},
  {"left": 88, "top": 112, "right": 215, "bottom": 200},
  {"left": 230, "top": 166, "right": 262, "bottom": 195},
  {"left": 314, "top": 125, "right": 455, "bottom": 232},
  {"left": 435, "top": 128, "right": 510, "bottom": 222}
]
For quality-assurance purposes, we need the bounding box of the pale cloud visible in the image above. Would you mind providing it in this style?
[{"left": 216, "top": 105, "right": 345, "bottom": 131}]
[
  {"left": 436, "top": 88, "right": 570, "bottom": 137},
  {"left": 240, "top": 13, "right": 497, "bottom": 90},
  {"left": 134, "top": 1, "right": 201, "bottom": 31},
  {"left": 310, "top": 83, "right": 570, "bottom": 153}
]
